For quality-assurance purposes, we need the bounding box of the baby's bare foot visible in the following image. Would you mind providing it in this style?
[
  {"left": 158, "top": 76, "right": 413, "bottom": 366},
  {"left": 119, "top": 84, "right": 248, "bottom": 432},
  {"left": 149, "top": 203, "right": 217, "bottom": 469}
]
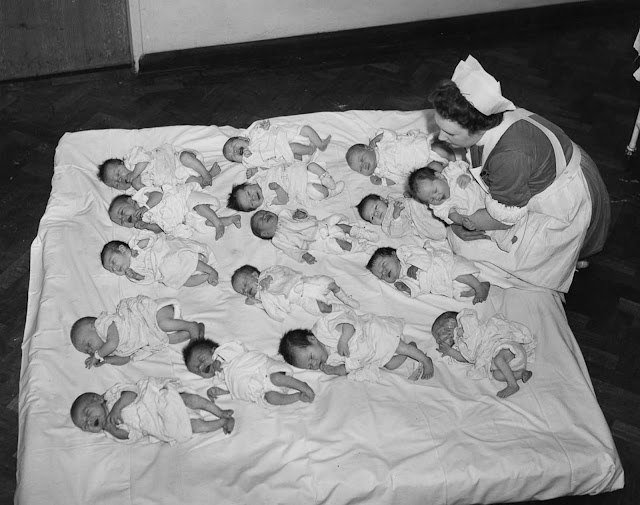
[
  {"left": 420, "top": 357, "right": 434, "bottom": 380},
  {"left": 210, "top": 162, "right": 221, "bottom": 178},
  {"left": 497, "top": 384, "right": 519, "bottom": 398},
  {"left": 231, "top": 214, "right": 242, "bottom": 228},
  {"left": 473, "top": 281, "right": 491, "bottom": 304},
  {"left": 319, "top": 135, "right": 332, "bottom": 151},
  {"left": 522, "top": 370, "right": 533, "bottom": 383}
]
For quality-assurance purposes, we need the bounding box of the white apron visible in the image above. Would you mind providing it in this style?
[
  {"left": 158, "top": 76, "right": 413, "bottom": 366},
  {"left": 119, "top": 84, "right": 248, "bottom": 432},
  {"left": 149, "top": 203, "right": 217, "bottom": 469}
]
[{"left": 449, "top": 109, "right": 592, "bottom": 293}]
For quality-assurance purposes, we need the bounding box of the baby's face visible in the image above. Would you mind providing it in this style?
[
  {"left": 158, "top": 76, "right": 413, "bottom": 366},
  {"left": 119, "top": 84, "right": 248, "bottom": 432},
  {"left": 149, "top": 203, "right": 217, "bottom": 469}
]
[
  {"left": 252, "top": 210, "right": 278, "bottom": 238},
  {"left": 236, "top": 183, "right": 263, "bottom": 211},
  {"left": 412, "top": 176, "right": 450, "bottom": 206},
  {"left": 103, "top": 160, "right": 132, "bottom": 190},
  {"left": 361, "top": 198, "right": 388, "bottom": 225},
  {"left": 73, "top": 394, "right": 109, "bottom": 433},
  {"left": 291, "top": 338, "right": 328, "bottom": 370},
  {"left": 433, "top": 319, "right": 459, "bottom": 347},
  {"left": 109, "top": 198, "right": 143, "bottom": 228},
  {"left": 186, "top": 347, "right": 222, "bottom": 379},
  {"left": 102, "top": 247, "right": 132, "bottom": 276},
  {"left": 224, "top": 138, "right": 250, "bottom": 162},
  {"left": 232, "top": 271, "right": 259, "bottom": 298},
  {"left": 73, "top": 323, "right": 104, "bottom": 355},
  {"left": 347, "top": 146, "right": 377, "bottom": 176},
  {"left": 370, "top": 253, "right": 401, "bottom": 284}
]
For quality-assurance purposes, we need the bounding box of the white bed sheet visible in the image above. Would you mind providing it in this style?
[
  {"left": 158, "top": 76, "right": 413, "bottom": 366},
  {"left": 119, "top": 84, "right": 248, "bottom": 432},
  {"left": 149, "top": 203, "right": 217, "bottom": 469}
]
[{"left": 17, "top": 109, "right": 623, "bottom": 505}]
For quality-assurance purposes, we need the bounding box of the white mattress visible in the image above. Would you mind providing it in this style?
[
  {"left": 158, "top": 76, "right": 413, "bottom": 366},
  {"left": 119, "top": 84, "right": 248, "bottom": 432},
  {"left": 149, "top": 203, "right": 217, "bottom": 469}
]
[{"left": 17, "top": 109, "right": 623, "bottom": 505}]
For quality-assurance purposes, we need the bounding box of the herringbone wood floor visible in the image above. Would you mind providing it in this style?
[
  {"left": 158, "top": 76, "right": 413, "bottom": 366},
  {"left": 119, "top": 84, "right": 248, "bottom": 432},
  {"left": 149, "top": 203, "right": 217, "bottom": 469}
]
[{"left": 1, "top": 3, "right": 639, "bottom": 504}]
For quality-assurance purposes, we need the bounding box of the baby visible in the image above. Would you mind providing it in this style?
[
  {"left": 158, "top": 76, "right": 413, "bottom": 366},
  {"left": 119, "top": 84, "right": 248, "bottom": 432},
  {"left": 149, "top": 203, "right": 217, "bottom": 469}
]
[
  {"left": 408, "top": 164, "right": 521, "bottom": 252},
  {"left": 231, "top": 264, "right": 359, "bottom": 321},
  {"left": 183, "top": 338, "right": 315, "bottom": 407},
  {"left": 367, "top": 244, "right": 490, "bottom": 304},
  {"left": 227, "top": 161, "right": 344, "bottom": 212},
  {"left": 431, "top": 309, "right": 536, "bottom": 398},
  {"left": 70, "top": 295, "right": 204, "bottom": 368},
  {"left": 279, "top": 307, "right": 434, "bottom": 382},
  {"left": 250, "top": 208, "right": 379, "bottom": 264},
  {"left": 346, "top": 131, "right": 453, "bottom": 186},
  {"left": 108, "top": 182, "right": 241, "bottom": 240},
  {"left": 101, "top": 232, "right": 219, "bottom": 288},
  {"left": 70, "top": 377, "right": 234, "bottom": 443},
  {"left": 223, "top": 119, "right": 331, "bottom": 175},
  {"left": 357, "top": 192, "right": 447, "bottom": 242},
  {"left": 98, "top": 144, "right": 220, "bottom": 192}
]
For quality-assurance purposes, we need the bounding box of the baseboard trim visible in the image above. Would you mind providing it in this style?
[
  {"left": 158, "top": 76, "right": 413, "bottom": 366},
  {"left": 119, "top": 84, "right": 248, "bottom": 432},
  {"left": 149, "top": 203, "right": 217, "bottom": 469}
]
[{"left": 138, "top": 0, "right": 636, "bottom": 75}]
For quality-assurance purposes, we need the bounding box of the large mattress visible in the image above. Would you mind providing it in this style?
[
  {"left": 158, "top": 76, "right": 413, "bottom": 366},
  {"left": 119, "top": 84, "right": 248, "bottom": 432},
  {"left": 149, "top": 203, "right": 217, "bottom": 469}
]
[{"left": 16, "top": 109, "right": 623, "bottom": 504}]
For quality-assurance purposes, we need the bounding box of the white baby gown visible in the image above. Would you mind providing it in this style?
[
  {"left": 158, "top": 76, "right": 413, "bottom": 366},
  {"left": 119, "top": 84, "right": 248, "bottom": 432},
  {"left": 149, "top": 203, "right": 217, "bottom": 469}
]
[
  {"left": 104, "top": 377, "right": 192, "bottom": 444},
  {"left": 242, "top": 122, "right": 307, "bottom": 169},
  {"left": 128, "top": 231, "right": 214, "bottom": 289},
  {"left": 133, "top": 182, "right": 221, "bottom": 238},
  {"left": 374, "top": 128, "right": 433, "bottom": 184},
  {"left": 124, "top": 144, "right": 204, "bottom": 187},
  {"left": 312, "top": 307, "right": 404, "bottom": 382},
  {"left": 380, "top": 193, "right": 447, "bottom": 242},
  {"left": 255, "top": 265, "right": 337, "bottom": 321},
  {"left": 453, "top": 309, "right": 537, "bottom": 380},
  {"left": 396, "top": 243, "right": 480, "bottom": 301},
  {"left": 94, "top": 295, "right": 180, "bottom": 361},
  {"left": 272, "top": 209, "right": 375, "bottom": 262},
  {"left": 430, "top": 161, "right": 520, "bottom": 252},
  {"left": 212, "top": 341, "right": 294, "bottom": 408}
]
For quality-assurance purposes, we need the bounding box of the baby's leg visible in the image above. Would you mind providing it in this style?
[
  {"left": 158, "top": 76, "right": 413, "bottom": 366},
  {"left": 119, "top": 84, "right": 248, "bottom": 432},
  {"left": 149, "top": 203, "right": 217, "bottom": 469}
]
[
  {"left": 455, "top": 274, "right": 490, "bottom": 304},
  {"left": 492, "top": 349, "right": 520, "bottom": 398},
  {"left": 316, "top": 300, "right": 333, "bottom": 313},
  {"left": 395, "top": 340, "right": 434, "bottom": 379},
  {"left": 384, "top": 342, "right": 418, "bottom": 370},
  {"left": 156, "top": 305, "right": 204, "bottom": 341},
  {"left": 180, "top": 392, "right": 234, "bottom": 418},
  {"left": 307, "top": 161, "right": 336, "bottom": 189},
  {"left": 290, "top": 142, "right": 316, "bottom": 159},
  {"left": 300, "top": 125, "right": 331, "bottom": 151},
  {"left": 191, "top": 417, "right": 235, "bottom": 435},
  {"left": 194, "top": 204, "right": 240, "bottom": 240}
]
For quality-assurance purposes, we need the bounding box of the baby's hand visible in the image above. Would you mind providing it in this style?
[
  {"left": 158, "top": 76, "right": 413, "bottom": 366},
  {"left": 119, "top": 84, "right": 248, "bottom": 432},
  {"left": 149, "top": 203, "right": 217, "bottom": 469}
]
[
  {"left": 208, "top": 269, "right": 219, "bottom": 286},
  {"left": 302, "top": 253, "right": 316, "bottom": 265},
  {"left": 384, "top": 178, "right": 396, "bottom": 186},
  {"left": 392, "top": 200, "right": 404, "bottom": 218},
  {"left": 299, "top": 383, "right": 315, "bottom": 403},
  {"left": 319, "top": 363, "right": 340, "bottom": 375},
  {"left": 461, "top": 216, "right": 476, "bottom": 231},
  {"left": 406, "top": 265, "right": 419, "bottom": 279},
  {"left": 293, "top": 209, "right": 308, "bottom": 220},
  {"left": 394, "top": 281, "right": 411, "bottom": 296},
  {"left": 125, "top": 268, "right": 144, "bottom": 281},
  {"left": 259, "top": 275, "right": 273, "bottom": 290},
  {"left": 107, "top": 407, "right": 124, "bottom": 427},
  {"left": 84, "top": 355, "right": 101, "bottom": 369},
  {"left": 370, "top": 175, "right": 382, "bottom": 185},
  {"left": 456, "top": 174, "right": 472, "bottom": 189},
  {"left": 257, "top": 119, "right": 271, "bottom": 130},
  {"left": 245, "top": 296, "right": 260, "bottom": 305},
  {"left": 242, "top": 147, "right": 252, "bottom": 158},
  {"left": 437, "top": 341, "right": 454, "bottom": 357},
  {"left": 337, "top": 340, "right": 350, "bottom": 358},
  {"left": 124, "top": 172, "right": 137, "bottom": 184},
  {"left": 222, "top": 417, "right": 235, "bottom": 435},
  {"left": 245, "top": 166, "right": 258, "bottom": 179}
]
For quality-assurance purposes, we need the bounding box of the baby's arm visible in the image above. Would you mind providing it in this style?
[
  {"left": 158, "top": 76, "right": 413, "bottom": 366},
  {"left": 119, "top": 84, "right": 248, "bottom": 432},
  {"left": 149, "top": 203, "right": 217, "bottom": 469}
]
[
  {"left": 101, "top": 355, "right": 131, "bottom": 366},
  {"left": 392, "top": 200, "right": 404, "bottom": 219},
  {"left": 368, "top": 133, "right": 383, "bottom": 148},
  {"left": 465, "top": 209, "right": 512, "bottom": 231},
  {"left": 269, "top": 182, "right": 289, "bottom": 205},
  {"left": 394, "top": 280, "right": 412, "bottom": 296},
  {"left": 320, "top": 363, "right": 348, "bottom": 376},
  {"left": 448, "top": 210, "right": 474, "bottom": 229},
  {"left": 301, "top": 252, "right": 316, "bottom": 265},
  {"left": 125, "top": 161, "right": 149, "bottom": 183},
  {"left": 85, "top": 323, "right": 120, "bottom": 369},
  {"left": 107, "top": 391, "right": 138, "bottom": 426},
  {"left": 184, "top": 260, "right": 218, "bottom": 286},
  {"left": 336, "top": 323, "right": 355, "bottom": 357},
  {"left": 437, "top": 342, "right": 468, "bottom": 362}
]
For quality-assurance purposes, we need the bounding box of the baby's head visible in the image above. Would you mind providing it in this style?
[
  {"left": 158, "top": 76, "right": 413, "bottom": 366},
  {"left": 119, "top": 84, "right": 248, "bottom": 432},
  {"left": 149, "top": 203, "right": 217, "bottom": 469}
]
[
  {"left": 183, "top": 337, "right": 221, "bottom": 379},
  {"left": 223, "top": 137, "right": 250, "bottom": 163},
  {"left": 366, "top": 247, "right": 401, "bottom": 284},
  {"left": 279, "top": 329, "right": 328, "bottom": 370},
  {"left": 98, "top": 158, "right": 132, "bottom": 191},
  {"left": 431, "top": 311, "right": 460, "bottom": 347},
  {"left": 71, "top": 392, "right": 109, "bottom": 434},
  {"left": 357, "top": 194, "right": 388, "bottom": 225},
  {"left": 70, "top": 317, "right": 102, "bottom": 356},
  {"left": 228, "top": 182, "right": 264, "bottom": 212},
  {"left": 250, "top": 210, "right": 278, "bottom": 239},
  {"left": 346, "top": 144, "right": 377, "bottom": 176},
  {"left": 231, "top": 264, "right": 261, "bottom": 298},
  {"left": 101, "top": 241, "right": 132, "bottom": 276},
  {"left": 407, "top": 167, "right": 450, "bottom": 206},
  {"left": 108, "top": 195, "right": 142, "bottom": 228}
]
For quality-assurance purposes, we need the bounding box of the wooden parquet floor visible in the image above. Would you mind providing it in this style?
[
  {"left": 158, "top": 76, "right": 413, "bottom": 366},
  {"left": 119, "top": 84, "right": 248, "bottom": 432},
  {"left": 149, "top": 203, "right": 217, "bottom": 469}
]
[{"left": 1, "top": 2, "right": 640, "bottom": 504}]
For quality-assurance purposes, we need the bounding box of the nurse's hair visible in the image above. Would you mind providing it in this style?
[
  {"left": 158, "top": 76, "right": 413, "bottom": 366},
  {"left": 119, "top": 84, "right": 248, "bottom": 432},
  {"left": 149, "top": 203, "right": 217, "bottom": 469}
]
[{"left": 429, "top": 80, "right": 503, "bottom": 135}]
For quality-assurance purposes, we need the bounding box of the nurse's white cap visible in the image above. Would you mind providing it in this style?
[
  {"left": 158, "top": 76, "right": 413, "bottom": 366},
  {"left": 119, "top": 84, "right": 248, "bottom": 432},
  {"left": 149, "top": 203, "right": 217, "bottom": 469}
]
[{"left": 451, "top": 55, "right": 515, "bottom": 116}]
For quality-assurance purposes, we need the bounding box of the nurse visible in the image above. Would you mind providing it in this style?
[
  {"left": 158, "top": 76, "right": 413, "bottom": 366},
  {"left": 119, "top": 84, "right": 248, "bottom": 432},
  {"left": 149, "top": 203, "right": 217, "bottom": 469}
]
[{"left": 428, "top": 56, "right": 610, "bottom": 292}]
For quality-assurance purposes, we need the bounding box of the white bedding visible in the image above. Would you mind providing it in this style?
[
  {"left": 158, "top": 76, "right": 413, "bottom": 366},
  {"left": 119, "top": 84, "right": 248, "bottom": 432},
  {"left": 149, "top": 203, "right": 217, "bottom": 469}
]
[{"left": 17, "top": 109, "right": 623, "bottom": 505}]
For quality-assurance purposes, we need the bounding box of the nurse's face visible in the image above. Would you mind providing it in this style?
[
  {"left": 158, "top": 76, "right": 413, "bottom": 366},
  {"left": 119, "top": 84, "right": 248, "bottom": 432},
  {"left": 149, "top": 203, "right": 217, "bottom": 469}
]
[{"left": 434, "top": 113, "right": 485, "bottom": 149}]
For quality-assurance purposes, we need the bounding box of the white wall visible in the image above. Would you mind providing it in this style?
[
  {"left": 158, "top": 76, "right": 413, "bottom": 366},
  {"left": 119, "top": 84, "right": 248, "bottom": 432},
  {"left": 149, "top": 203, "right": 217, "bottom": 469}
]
[{"left": 128, "top": 0, "right": 587, "bottom": 68}]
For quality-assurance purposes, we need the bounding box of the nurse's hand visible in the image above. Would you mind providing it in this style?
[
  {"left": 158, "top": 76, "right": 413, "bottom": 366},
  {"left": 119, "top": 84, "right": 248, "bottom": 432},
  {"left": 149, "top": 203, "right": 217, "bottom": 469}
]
[{"left": 450, "top": 224, "right": 490, "bottom": 241}]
